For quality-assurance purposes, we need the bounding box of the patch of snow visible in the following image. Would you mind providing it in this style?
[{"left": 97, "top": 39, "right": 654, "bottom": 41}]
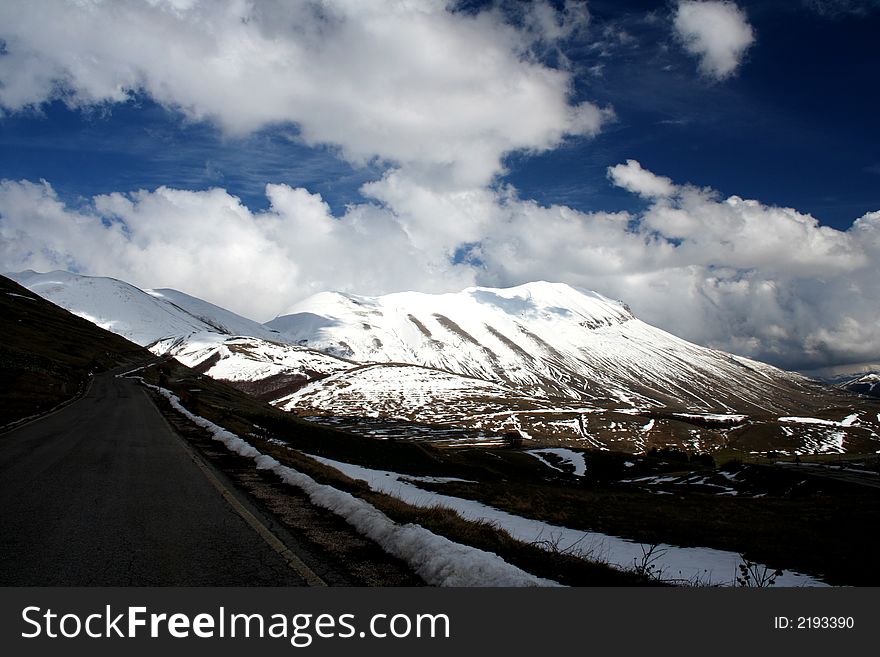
[
  {"left": 142, "top": 381, "right": 555, "bottom": 587},
  {"left": 526, "top": 448, "right": 587, "bottom": 476},
  {"left": 401, "top": 475, "right": 476, "bottom": 484},
  {"left": 673, "top": 413, "right": 748, "bottom": 423},
  {"left": 310, "top": 455, "right": 827, "bottom": 587},
  {"left": 526, "top": 451, "right": 563, "bottom": 472},
  {"left": 840, "top": 413, "right": 859, "bottom": 427},
  {"left": 278, "top": 362, "right": 527, "bottom": 427},
  {"left": 155, "top": 332, "right": 355, "bottom": 383},
  {"left": 615, "top": 407, "right": 650, "bottom": 415},
  {"left": 443, "top": 440, "right": 508, "bottom": 447},
  {"left": 779, "top": 416, "right": 842, "bottom": 427},
  {"left": 623, "top": 475, "right": 679, "bottom": 485},
  {"left": 509, "top": 413, "right": 533, "bottom": 440},
  {"left": 115, "top": 364, "right": 149, "bottom": 377}
]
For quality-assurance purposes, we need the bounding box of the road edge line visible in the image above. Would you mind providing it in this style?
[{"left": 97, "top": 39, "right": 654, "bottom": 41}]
[
  {"left": 138, "top": 384, "right": 328, "bottom": 587},
  {"left": 185, "top": 446, "right": 328, "bottom": 587}
]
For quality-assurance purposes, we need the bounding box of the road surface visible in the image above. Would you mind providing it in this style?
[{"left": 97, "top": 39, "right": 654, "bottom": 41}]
[
  {"left": 0, "top": 371, "right": 315, "bottom": 585},
  {"left": 774, "top": 461, "right": 880, "bottom": 489}
]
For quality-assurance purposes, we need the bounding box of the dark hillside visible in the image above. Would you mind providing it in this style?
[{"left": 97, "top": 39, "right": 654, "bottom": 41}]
[{"left": 0, "top": 274, "right": 149, "bottom": 427}]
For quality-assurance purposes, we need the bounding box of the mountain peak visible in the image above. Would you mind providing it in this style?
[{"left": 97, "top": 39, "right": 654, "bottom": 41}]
[
  {"left": 265, "top": 281, "right": 805, "bottom": 410},
  {"left": 281, "top": 282, "right": 633, "bottom": 325},
  {"left": 462, "top": 281, "right": 633, "bottom": 323}
]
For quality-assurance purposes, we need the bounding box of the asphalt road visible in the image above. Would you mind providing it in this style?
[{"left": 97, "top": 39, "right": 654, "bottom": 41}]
[
  {"left": 774, "top": 461, "right": 880, "bottom": 489},
  {"left": 0, "top": 371, "right": 311, "bottom": 585}
]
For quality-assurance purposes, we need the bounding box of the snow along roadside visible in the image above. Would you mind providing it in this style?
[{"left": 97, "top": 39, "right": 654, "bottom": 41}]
[
  {"left": 141, "top": 381, "right": 559, "bottom": 587},
  {"left": 309, "top": 455, "right": 828, "bottom": 588}
]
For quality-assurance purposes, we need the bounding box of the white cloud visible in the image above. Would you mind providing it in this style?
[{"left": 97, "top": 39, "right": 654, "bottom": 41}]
[
  {"left": 0, "top": 179, "right": 474, "bottom": 321},
  {"left": 0, "top": 0, "right": 607, "bottom": 189},
  {"left": 607, "top": 159, "right": 678, "bottom": 198},
  {"left": 3, "top": 165, "right": 878, "bottom": 371},
  {"left": 469, "top": 164, "right": 878, "bottom": 370},
  {"left": 520, "top": 0, "right": 591, "bottom": 43},
  {"left": 673, "top": 1, "right": 755, "bottom": 79},
  {"left": 0, "top": 2, "right": 877, "bottom": 372}
]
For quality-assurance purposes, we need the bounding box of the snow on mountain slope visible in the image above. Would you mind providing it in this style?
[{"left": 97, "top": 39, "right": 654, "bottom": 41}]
[
  {"left": 267, "top": 281, "right": 819, "bottom": 413},
  {"left": 10, "top": 270, "right": 873, "bottom": 452},
  {"left": 152, "top": 332, "right": 357, "bottom": 400},
  {"left": 8, "top": 270, "right": 281, "bottom": 346},
  {"left": 141, "top": 287, "right": 282, "bottom": 342},
  {"left": 839, "top": 372, "right": 880, "bottom": 399},
  {"left": 276, "top": 362, "right": 543, "bottom": 424}
]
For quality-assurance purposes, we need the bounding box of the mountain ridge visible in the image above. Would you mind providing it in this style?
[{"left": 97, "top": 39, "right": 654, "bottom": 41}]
[
  {"left": 7, "top": 270, "right": 283, "bottom": 346},
  {"left": 11, "top": 269, "right": 879, "bottom": 454},
  {"left": 268, "top": 280, "right": 817, "bottom": 413}
]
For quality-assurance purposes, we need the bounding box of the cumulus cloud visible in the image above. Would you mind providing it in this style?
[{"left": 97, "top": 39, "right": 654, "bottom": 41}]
[
  {"left": 673, "top": 1, "right": 755, "bottom": 79},
  {"left": 470, "top": 164, "right": 878, "bottom": 370},
  {"left": 607, "top": 159, "right": 678, "bottom": 198},
  {"left": 3, "top": 163, "right": 879, "bottom": 371},
  {"left": 0, "top": 0, "right": 609, "bottom": 316},
  {"left": 0, "top": 179, "right": 475, "bottom": 320},
  {"left": 0, "top": 0, "right": 608, "bottom": 189},
  {"left": 1, "top": 2, "right": 877, "bottom": 372}
]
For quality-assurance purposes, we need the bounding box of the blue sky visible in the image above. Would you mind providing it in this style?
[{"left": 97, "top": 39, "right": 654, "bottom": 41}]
[
  {"left": 1, "top": 0, "right": 876, "bottom": 227},
  {"left": 510, "top": 0, "right": 880, "bottom": 229},
  {"left": 0, "top": 0, "right": 878, "bottom": 371},
  {"left": 0, "top": 96, "right": 381, "bottom": 217}
]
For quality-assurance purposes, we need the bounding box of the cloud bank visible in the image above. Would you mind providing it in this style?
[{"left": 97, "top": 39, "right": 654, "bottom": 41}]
[
  {"left": 0, "top": 1, "right": 878, "bottom": 372},
  {"left": 3, "top": 164, "right": 879, "bottom": 372},
  {"left": 0, "top": 0, "right": 606, "bottom": 190},
  {"left": 673, "top": 1, "right": 755, "bottom": 79}
]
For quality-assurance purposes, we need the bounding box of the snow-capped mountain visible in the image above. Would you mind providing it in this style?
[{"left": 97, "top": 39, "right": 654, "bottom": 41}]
[
  {"left": 8, "top": 270, "right": 282, "bottom": 346},
  {"left": 13, "top": 270, "right": 876, "bottom": 454},
  {"left": 839, "top": 372, "right": 880, "bottom": 398},
  {"left": 9, "top": 270, "right": 348, "bottom": 401},
  {"left": 276, "top": 362, "right": 537, "bottom": 422},
  {"left": 141, "top": 286, "right": 283, "bottom": 343},
  {"left": 267, "top": 281, "right": 818, "bottom": 414},
  {"left": 153, "top": 332, "right": 357, "bottom": 400}
]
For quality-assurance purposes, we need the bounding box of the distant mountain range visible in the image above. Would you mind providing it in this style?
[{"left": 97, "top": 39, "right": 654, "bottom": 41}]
[
  {"left": 839, "top": 372, "right": 880, "bottom": 399},
  {"left": 10, "top": 270, "right": 880, "bottom": 455}
]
